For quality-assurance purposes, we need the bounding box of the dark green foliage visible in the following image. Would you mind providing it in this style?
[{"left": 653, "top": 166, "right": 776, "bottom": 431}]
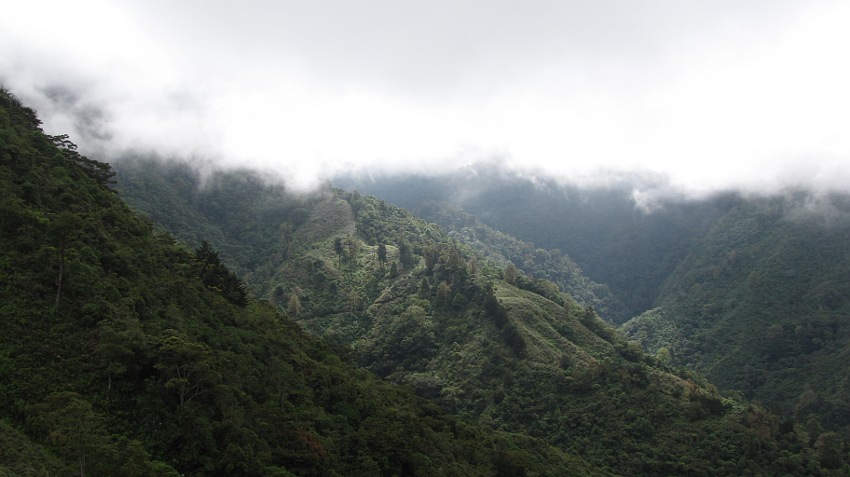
[
  {"left": 0, "top": 88, "right": 598, "bottom": 477},
  {"left": 50, "top": 133, "right": 116, "bottom": 188},
  {"left": 111, "top": 156, "right": 320, "bottom": 292},
  {"left": 334, "top": 164, "right": 711, "bottom": 321},
  {"left": 376, "top": 242, "right": 387, "bottom": 264},
  {"left": 394, "top": 200, "right": 630, "bottom": 322},
  {"left": 333, "top": 236, "right": 343, "bottom": 266},
  {"left": 339, "top": 166, "right": 850, "bottom": 465},
  {"left": 0, "top": 419, "right": 64, "bottom": 476},
  {"left": 112, "top": 151, "right": 850, "bottom": 475},
  {"left": 623, "top": 194, "right": 850, "bottom": 436},
  {"left": 195, "top": 240, "right": 248, "bottom": 306},
  {"left": 482, "top": 289, "right": 525, "bottom": 356},
  {"left": 399, "top": 239, "right": 415, "bottom": 269}
]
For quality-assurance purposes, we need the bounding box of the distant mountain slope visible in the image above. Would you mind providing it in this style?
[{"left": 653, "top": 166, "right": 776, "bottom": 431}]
[
  {"left": 339, "top": 165, "right": 850, "bottom": 444},
  {"left": 398, "top": 201, "right": 630, "bottom": 323},
  {"left": 113, "top": 156, "right": 317, "bottom": 278},
  {"left": 1, "top": 89, "right": 603, "bottom": 476},
  {"left": 622, "top": 194, "right": 850, "bottom": 430},
  {"left": 115, "top": 157, "right": 845, "bottom": 475},
  {"left": 335, "top": 165, "right": 734, "bottom": 322}
]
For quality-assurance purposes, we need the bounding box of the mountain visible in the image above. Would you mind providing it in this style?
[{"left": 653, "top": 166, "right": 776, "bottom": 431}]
[
  {"left": 114, "top": 156, "right": 844, "bottom": 475},
  {"left": 622, "top": 193, "right": 850, "bottom": 430},
  {"left": 396, "top": 201, "right": 630, "bottom": 323},
  {"left": 335, "top": 164, "right": 734, "bottom": 323},
  {"left": 337, "top": 164, "right": 850, "bottom": 444},
  {"left": 0, "top": 88, "right": 602, "bottom": 476}
]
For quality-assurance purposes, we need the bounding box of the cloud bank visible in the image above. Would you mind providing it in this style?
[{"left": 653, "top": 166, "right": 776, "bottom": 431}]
[{"left": 2, "top": 0, "right": 850, "bottom": 193}]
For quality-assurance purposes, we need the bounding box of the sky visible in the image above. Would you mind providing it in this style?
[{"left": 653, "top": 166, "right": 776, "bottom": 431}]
[{"left": 2, "top": 0, "right": 850, "bottom": 194}]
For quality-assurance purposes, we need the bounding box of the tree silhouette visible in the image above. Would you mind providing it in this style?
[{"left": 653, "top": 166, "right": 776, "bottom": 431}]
[
  {"left": 334, "top": 237, "right": 344, "bottom": 267},
  {"left": 377, "top": 243, "right": 387, "bottom": 268}
]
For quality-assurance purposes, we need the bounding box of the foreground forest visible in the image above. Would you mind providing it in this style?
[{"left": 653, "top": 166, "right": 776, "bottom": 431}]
[
  {"left": 3, "top": 87, "right": 849, "bottom": 475},
  {"left": 0, "top": 89, "right": 596, "bottom": 476}
]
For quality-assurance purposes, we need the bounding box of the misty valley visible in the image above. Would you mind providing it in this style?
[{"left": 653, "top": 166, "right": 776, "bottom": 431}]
[{"left": 3, "top": 87, "right": 850, "bottom": 476}]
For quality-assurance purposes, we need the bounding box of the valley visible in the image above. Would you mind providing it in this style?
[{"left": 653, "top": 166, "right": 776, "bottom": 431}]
[{"left": 2, "top": 88, "right": 849, "bottom": 475}]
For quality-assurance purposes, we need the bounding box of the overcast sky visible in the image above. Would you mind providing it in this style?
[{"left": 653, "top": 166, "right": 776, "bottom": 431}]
[{"left": 2, "top": 0, "right": 850, "bottom": 194}]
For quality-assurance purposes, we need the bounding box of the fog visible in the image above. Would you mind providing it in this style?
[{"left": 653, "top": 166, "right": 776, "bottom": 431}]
[{"left": 2, "top": 0, "right": 850, "bottom": 194}]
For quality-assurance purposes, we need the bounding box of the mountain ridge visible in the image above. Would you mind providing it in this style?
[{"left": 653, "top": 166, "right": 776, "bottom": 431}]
[
  {"left": 113, "top": 155, "right": 846, "bottom": 474},
  {"left": 1, "top": 87, "right": 602, "bottom": 476},
  {"left": 337, "top": 165, "right": 850, "bottom": 442}
]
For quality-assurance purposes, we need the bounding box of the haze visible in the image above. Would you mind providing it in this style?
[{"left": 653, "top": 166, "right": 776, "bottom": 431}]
[{"left": 2, "top": 0, "right": 850, "bottom": 194}]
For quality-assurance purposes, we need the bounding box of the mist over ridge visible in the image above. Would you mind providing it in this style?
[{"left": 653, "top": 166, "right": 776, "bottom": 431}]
[
  {"left": 3, "top": 1, "right": 850, "bottom": 197},
  {"left": 8, "top": 68, "right": 850, "bottom": 475}
]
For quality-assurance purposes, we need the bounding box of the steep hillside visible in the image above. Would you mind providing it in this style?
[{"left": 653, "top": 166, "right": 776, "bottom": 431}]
[
  {"left": 0, "top": 89, "right": 601, "bottom": 476},
  {"left": 401, "top": 201, "right": 630, "bottom": 323},
  {"left": 341, "top": 165, "right": 850, "bottom": 460},
  {"left": 335, "top": 165, "right": 734, "bottom": 322},
  {"left": 113, "top": 156, "right": 317, "bottom": 278},
  {"left": 622, "top": 194, "right": 850, "bottom": 431},
  {"left": 115, "top": 157, "right": 845, "bottom": 475},
  {"left": 117, "top": 160, "right": 628, "bottom": 323}
]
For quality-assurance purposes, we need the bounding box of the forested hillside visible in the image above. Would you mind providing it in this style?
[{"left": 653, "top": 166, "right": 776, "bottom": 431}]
[
  {"left": 338, "top": 162, "right": 850, "bottom": 465},
  {"left": 399, "top": 201, "right": 630, "bottom": 323},
  {"left": 335, "top": 164, "right": 734, "bottom": 322},
  {"left": 115, "top": 156, "right": 848, "bottom": 475},
  {"left": 0, "top": 88, "right": 601, "bottom": 476},
  {"left": 623, "top": 194, "right": 850, "bottom": 432}
]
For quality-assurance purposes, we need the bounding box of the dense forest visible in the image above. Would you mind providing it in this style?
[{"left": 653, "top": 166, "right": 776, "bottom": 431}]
[
  {"left": 339, "top": 162, "right": 850, "bottom": 457},
  {"left": 4, "top": 86, "right": 850, "bottom": 475},
  {"left": 623, "top": 194, "right": 850, "bottom": 431},
  {"left": 335, "top": 164, "right": 733, "bottom": 322},
  {"left": 117, "top": 157, "right": 849, "bottom": 473},
  {"left": 0, "top": 88, "right": 597, "bottom": 476}
]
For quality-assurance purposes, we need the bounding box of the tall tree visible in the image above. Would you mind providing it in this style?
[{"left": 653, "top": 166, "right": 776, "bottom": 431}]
[
  {"left": 377, "top": 243, "right": 387, "bottom": 268},
  {"left": 279, "top": 222, "right": 293, "bottom": 259},
  {"left": 48, "top": 211, "right": 83, "bottom": 312},
  {"left": 333, "top": 237, "right": 344, "bottom": 267},
  {"left": 346, "top": 237, "right": 359, "bottom": 267},
  {"left": 194, "top": 240, "right": 248, "bottom": 306},
  {"left": 155, "top": 333, "right": 217, "bottom": 407},
  {"left": 399, "top": 240, "right": 414, "bottom": 270},
  {"left": 195, "top": 240, "right": 220, "bottom": 266}
]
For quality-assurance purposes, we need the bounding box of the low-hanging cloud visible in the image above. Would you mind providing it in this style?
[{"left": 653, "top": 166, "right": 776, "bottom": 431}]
[{"left": 2, "top": 0, "right": 850, "bottom": 194}]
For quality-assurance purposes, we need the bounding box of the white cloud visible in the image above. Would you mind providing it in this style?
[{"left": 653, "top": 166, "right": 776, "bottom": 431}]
[{"left": 2, "top": 0, "right": 849, "bottom": 193}]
